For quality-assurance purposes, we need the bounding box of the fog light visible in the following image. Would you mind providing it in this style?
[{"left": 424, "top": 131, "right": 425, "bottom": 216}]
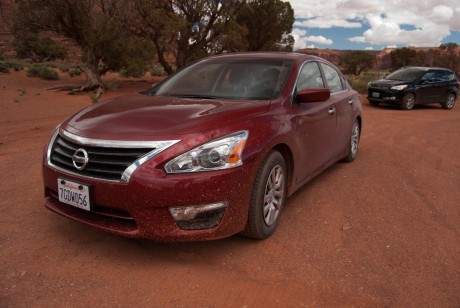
[{"left": 169, "top": 201, "right": 228, "bottom": 230}]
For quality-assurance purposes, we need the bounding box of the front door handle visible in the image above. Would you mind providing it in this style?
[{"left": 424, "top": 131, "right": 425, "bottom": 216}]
[{"left": 328, "top": 107, "right": 336, "bottom": 115}]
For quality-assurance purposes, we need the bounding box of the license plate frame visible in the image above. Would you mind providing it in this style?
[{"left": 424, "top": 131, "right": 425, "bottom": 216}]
[{"left": 58, "top": 178, "right": 92, "bottom": 211}]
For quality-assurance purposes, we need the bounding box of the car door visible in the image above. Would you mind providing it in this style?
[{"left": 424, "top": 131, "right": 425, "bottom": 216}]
[
  {"left": 319, "top": 62, "right": 356, "bottom": 152},
  {"left": 417, "top": 70, "right": 447, "bottom": 103},
  {"left": 432, "top": 70, "right": 451, "bottom": 102},
  {"left": 291, "top": 61, "right": 338, "bottom": 184}
]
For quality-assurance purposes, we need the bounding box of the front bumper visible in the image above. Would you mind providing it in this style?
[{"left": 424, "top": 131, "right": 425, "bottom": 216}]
[
  {"left": 367, "top": 88, "right": 405, "bottom": 105},
  {"left": 43, "top": 156, "right": 257, "bottom": 241}
]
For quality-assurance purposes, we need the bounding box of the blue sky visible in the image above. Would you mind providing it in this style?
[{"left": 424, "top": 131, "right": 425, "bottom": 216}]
[{"left": 287, "top": 0, "right": 460, "bottom": 50}]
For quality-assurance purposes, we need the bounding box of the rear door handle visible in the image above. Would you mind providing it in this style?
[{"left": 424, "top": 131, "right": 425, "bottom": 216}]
[
  {"left": 348, "top": 99, "right": 354, "bottom": 105},
  {"left": 328, "top": 107, "right": 336, "bottom": 115}
]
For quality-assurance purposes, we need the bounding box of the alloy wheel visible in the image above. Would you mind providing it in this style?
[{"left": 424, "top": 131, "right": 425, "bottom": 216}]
[{"left": 263, "top": 165, "right": 285, "bottom": 227}]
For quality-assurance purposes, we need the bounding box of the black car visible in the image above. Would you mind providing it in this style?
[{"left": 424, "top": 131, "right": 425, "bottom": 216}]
[{"left": 367, "top": 66, "right": 459, "bottom": 110}]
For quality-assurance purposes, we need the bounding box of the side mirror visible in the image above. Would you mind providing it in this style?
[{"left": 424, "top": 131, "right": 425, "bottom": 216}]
[{"left": 296, "top": 88, "right": 330, "bottom": 103}]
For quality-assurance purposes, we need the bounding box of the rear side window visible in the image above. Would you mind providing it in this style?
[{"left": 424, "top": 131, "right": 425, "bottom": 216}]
[
  {"left": 319, "top": 63, "right": 346, "bottom": 93},
  {"left": 441, "top": 71, "right": 455, "bottom": 81},
  {"left": 422, "top": 70, "right": 455, "bottom": 82}
]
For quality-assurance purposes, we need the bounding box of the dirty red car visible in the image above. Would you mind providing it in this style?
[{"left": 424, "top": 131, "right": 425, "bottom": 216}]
[{"left": 43, "top": 52, "right": 362, "bottom": 241}]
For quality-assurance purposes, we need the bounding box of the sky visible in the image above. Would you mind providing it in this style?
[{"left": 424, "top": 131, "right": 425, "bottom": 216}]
[{"left": 287, "top": 0, "right": 460, "bottom": 50}]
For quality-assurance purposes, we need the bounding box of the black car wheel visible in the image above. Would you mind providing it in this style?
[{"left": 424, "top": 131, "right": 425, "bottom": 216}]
[
  {"left": 441, "top": 93, "right": 456, "bottom": 110},
  {"left": 241, "top": 151, "right": 286, "bottom": 239},
  {"left": 401, "top": 93, "right": 416, "bottom": 110},
  {"left": 343, "top": 119, "right": 360, "bottom": 162}
]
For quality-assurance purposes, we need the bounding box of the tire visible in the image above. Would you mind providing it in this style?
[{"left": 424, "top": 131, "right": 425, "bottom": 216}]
[
  {"left": 401, "top": 93, "right": 416, "bottom": 110},
  {"left": 343, "top": 119, "right": 360, "bottom": 162},
  {"left": 241, "top": 151, "right": 286, "bottom": 239},
  {"left": 441, "top": 93, "right": 456, "bottom": 110}
]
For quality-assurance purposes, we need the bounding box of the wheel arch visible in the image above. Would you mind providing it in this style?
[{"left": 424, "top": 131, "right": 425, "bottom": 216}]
[{"left": 271, "top": 143, "right": 295, "bottom": 196}]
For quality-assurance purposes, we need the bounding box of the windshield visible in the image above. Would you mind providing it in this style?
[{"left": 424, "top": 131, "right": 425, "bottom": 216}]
[
  {"left": 150, "top": 57, "right": 294, "bottom": 100},
  {"left": 385, "top": 68, "right": 425, "bottom": 82}
]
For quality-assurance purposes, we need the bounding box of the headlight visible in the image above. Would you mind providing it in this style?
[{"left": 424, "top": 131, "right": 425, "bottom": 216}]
[
  {"left": 391, "top": 84, "right": 408, "bottom": 91},
  {"left": 164, "top": 131, "right": 249, "bottom": 173}
]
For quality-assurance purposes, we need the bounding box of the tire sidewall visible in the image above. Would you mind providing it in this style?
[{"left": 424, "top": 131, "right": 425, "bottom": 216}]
[
  {"left": 402, "top": 93, "right": 416, "bottom": 110},
  {"left": 442, "top": 93, "right": 456, "bottom": 109},
  {"left": 343, "top": 119, "right": 360, "bottom": 162},
  {"left": 246, "top": 151, "right": 287, "bottom": 239}
]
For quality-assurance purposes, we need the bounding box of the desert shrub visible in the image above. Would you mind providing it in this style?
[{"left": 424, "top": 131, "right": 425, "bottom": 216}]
[
  {"left": 14, "top": 33, "right": 67, "bottom": 62},
  {"left": 27, "top": 66, "right": 59, "bottom": 80},
  {"left": 69, "top": 68, "right": 82, "bottom": 77},
  {"left": 0, "top": 61, "right": 26, "bottom": 73},
  {"left": 347, "top": 71, "right": 387, "bottom": 94},
  {"left": 9, "top": 62, "right": 24, "bottom": 71},
  {"left": 0, "top": 61, "right": 9, "bottom": 73},
  {"left": 150, "top": 64, "right": 166, "bottom": 76}
]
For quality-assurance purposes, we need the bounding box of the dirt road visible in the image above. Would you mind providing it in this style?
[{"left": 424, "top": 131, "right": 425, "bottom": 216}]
[{"left": 1, "top": 71, "right": 459, "bottom": 307}]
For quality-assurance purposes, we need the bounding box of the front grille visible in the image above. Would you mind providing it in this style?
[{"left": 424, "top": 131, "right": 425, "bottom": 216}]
[
  {"left": 50, "top": 135, "right": 154, "bottom": 181},
  {"left": 370, "top": 83, "right": 390, "bottom": 90}
]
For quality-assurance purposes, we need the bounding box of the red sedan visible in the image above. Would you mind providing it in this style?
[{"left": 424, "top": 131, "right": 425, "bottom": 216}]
[{"left": 43, "top": 52, "right": 362, "bottom": 241}]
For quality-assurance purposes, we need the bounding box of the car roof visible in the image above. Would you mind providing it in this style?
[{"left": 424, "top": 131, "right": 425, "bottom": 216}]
[
  {"left": 400, "top": 66, "right": 453, "bottom": 72},
  {"left": 206, "top": 51, "right": 321, "bottom": 62}
]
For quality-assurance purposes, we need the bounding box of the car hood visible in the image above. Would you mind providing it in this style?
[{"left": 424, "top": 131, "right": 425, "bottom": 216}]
[
  {"left": 63, "top": 94, "right": 270, "bottom": 139},
  {"left": 370, "top": 79, "right": 410, "bottom": 87}
]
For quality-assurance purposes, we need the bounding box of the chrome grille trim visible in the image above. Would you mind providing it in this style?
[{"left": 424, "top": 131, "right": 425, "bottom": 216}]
[{"left": 46, "top": 128, "right": 180, "bottom": 183}]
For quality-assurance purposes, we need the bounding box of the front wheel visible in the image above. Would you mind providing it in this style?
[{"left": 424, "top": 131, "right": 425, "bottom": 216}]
[
  {"left": 343, "top": 119, "right": 360, "bottom": 162},
  {"left": 401, "top": 93, "right": 416, "bottom": 110},
  {"left": 241, "top": 151, "right": 287, "bottom": 239},
  {"left": 441, "top": 93, "right": 456, "bottom": 110}
]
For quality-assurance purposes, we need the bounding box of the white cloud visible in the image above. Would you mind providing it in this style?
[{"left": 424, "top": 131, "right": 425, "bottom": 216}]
[
  {"left": 294, "top": 18, "right": 362, "bottom": 29},
  {"left": 291, "top": 28, "right": 333, "bottom": 49},
  {"left": 287, "top": 0, "right": 460, "bottom": 48},
  {"left": 306, "top": 35, "right": 333, "bottom": 45}
]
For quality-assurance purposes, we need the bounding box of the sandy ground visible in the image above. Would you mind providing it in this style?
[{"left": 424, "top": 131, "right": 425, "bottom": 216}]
[{"left": 1, "top": 70, "right": 459, "bottom": 307}]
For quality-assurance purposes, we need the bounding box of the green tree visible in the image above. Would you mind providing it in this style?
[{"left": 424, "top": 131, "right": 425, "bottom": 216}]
[
  {"left": 390, "top": 47, "right": 417, "bottom": 70},
  {"left": 131, "top": 0, "right": 295, "bottom": 73},
  {"left": 436, "top": 43, "right": 460, "bottom": 74},
  {"left": 237, "top": 0, "right": 295, "bottom": 51},
  {"left": 339, "top": 50, "right": 376, "bottom": 76},
  {"left": 132, "top": 0, "right": 248, "bottom": 72},
  {"left": 10, "top": 0, "right": 153, "bottom": 97}
]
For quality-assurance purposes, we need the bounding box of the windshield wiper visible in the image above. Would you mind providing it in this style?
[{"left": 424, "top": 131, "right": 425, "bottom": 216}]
[{"left": 172, "top": 94, "right": 221, "bottom": 99}]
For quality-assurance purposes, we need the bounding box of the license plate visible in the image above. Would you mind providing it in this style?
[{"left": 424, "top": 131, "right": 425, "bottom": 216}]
[
  {"left": 58, "top": 178, "right": 91, "bottom": 211},
  {"left": 372, "top": 92, "right": 380, "bottom": 98}
]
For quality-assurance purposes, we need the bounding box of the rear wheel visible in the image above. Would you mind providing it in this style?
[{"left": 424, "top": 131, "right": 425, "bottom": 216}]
[
  {"left": 441, "top": 93, "right": 456, "bottom": 110},
  {"left": 343, "top": 119, "right": 360, "bottom": 162},
  {"left": 401, "top": 93, "right": 416, "bottom": 110},
  {"left": 241, "top": 151, "right": 286, "bottom": 239}
]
